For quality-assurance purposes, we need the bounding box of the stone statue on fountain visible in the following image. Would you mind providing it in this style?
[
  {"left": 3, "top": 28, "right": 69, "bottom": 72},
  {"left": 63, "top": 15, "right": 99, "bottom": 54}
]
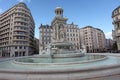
[
  {"left": 46, "top": 43, "right": 55, "bottom": 58},
  {"left": 46, "top": 43, "right": 51, "bottom": 54},
  {"left": 81, "top": 44, "right": 87, "bottom": 54}
]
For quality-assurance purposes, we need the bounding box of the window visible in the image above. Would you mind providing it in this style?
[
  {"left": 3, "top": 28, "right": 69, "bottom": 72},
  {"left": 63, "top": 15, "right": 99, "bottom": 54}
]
[
  {"left": 15, "top": 52, "right": 18, "bottom": 57},
  {"left": 67, "top": 29, "right": 69, "bottom": 32},
  {"left": 118, "top": 22, "right": 120, "bottom": 28},
  {"left": 42, "top": 42, "right": 44, "bottom": 45},
  {"left": 68, "top": 38, "right": 69, "bottom": 40},
  {"left": 19, "top": 46, "right": 22, "bottom": 49},
  {"left": 67, "top": 33, "right": 69, "bottom": 36},
  {"left": 77, "top": 34, "right": 78, "bottom": 36},
  {"left": 76, "top": 30, "right": 77, "bottom": 32},
  {"left": 73, "top": 34, "right": 75, "bottom": 36},
  {"left": 77, "top": 38, "right": 78, "bottom": 41},
  {"left": 23, "top": 51, "right": 25, "bottom": 56},
  {"left": 15, "top": 46, "right": 17, "bottom": 49}
]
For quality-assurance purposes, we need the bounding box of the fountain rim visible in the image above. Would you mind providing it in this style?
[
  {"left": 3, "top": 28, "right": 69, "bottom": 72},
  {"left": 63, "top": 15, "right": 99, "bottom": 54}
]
[
  {"left": 0, "top": 61, "right": 120, "bottom": 74},
  {"left": 0, "top": 53, "right": 120, "bottom": 73},
  {"left": 13, "top": 55, "right": 107, "bottom": 65}
]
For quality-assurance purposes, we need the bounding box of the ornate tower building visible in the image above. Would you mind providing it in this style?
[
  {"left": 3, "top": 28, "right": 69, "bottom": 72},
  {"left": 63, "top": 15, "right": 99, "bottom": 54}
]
[
  {"left": 39, "top": 6, "right": 81, "bottom": 53},
  {"left": 51, "top": 7, "right": 68, "bottom": 42}
]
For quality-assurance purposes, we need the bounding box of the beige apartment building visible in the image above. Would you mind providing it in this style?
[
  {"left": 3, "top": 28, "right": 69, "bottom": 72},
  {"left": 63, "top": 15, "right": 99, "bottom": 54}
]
[
  {"left": 0, "top": 2, "right": 35, "bottom": 57},
  {"left": 80, "top": 26, "right": 106, "bottom": 53},
  {"left": 66, "top": 23, "right": 80, "bottom": 50},
  {"left": 112, "top": 6, "right": 120, "bottom": 50},
  {"left": 39, "top": 24, "right": 52, "bottom": 53},
  {"left": 112, "top": 30, "right": 116, "bottom": 42}
]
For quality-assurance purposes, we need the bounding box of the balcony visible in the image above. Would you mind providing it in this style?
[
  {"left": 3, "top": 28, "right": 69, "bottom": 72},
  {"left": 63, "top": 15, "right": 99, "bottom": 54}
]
[
  {"left": 15, "top": 10, "right": 30, "bottom": 17},
  {"left": 14, "top": 19, "right": 28, "bottom": 24},
  {"left": 14, "top": 15, "right": 28, "bottom": 19},
  {"left": 116, "top": 33, "right": 120, "bottom": 37},
  {"left": 0, "top": 40, "right": 9, "bottom": 43},
  {"left": 13, "top": 33, "right": 27, "bottom": 37},
  {"left": 113, "top": 19, "right": 120, "bottom": 23},
  {"left": 0, "top": 30, "right": 10, "bottom": 35},
  {"left": 0, "top": 27, "right": 10, "bottom": 31},
  {"left": 1, "top": 22, "right": 10, "bottom": 27},
  {"left": 11, "top": 44, "right": 28, "bottom": 46},
  {"left": 14, "top": 29, "right": 28, "bottom": 33},
  {"left": 0, "top": 35, "right": 9, "bottom": 40}
]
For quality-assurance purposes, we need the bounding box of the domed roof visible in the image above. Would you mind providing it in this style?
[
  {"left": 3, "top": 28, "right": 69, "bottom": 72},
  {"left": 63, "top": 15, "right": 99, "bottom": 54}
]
[
  {"left": 55, "top": 6, "right": 63, "bottom": 11},
  {"left": 55, "top": 6, "right": 64, "bottom": 17},
  {"left": 56, "top": 6, "right": 62, "bottom": 9}
]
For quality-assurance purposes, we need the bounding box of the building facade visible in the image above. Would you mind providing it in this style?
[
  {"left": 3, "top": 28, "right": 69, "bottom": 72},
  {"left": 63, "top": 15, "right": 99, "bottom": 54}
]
[
  {"left": 39, "top": 24, "right": 52, "bottom": 53},
  {"left": 106, "top": 39, "right": 113, "bottom": 52},
  {"left": 80, "top": 26, "right": 106, "bottom": 53},
  {"left": 66, "top": 23, "right": 80, "bottom": 50},
  {"left": 112, "top": 6, "right": 120, "bottom": 50},
  {"left": 0, "top": 2, "right": 35, "bottom": 57},
  {"left": 112, "top": 30, "right": 116, "bottom": 42},
  {"left": 34, "top": 38, "right": 39, "bottom": 54}
]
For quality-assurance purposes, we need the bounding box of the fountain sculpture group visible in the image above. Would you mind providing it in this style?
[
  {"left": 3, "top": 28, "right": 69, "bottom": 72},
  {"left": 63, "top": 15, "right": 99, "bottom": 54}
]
[{"left": 40, "top": 41, "right": 86, "bottom": 58}]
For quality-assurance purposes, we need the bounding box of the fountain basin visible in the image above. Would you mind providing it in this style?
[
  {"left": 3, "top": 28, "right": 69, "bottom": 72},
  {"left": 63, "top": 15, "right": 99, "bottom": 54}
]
[
  {"left": 38, "top": 52, "right": 84, "bottom": 58},
  {"left": 13, "top": 54, "right": 107, "bottom": 65}
]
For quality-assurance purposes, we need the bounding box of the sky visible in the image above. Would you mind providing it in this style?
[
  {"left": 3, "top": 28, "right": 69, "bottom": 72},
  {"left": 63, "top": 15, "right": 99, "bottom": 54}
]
[{"left": 0, "top": 0, "right": 119, "bottom": 39}]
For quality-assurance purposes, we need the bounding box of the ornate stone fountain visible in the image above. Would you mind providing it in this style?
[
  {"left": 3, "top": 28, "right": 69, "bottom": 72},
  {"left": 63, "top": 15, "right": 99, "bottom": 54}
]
[
  {"left": 39, "top": 6, "right": 85, "bottom": 58},
  {"left": 40, "top": 40, "right": 85, "bottom": 58}
]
